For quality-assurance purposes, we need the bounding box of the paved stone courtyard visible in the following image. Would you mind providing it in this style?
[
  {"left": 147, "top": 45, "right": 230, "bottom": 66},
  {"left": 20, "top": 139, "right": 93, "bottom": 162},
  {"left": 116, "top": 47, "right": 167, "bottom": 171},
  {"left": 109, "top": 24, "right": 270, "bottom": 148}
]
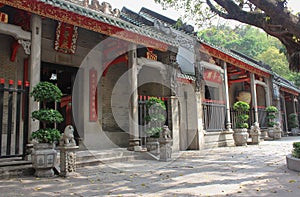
[{"left": 1, "top": 137, "right": 300, "bottom": 197}]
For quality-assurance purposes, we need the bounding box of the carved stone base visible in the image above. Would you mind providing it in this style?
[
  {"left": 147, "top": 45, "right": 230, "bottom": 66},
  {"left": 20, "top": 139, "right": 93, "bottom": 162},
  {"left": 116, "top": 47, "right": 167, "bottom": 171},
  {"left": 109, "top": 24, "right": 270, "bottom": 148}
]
[
  {"left": 127, "top": 139, "right": 140, "bottom": 151},
  {"left": 58, "top": 146, "right": 79, "bottom": 177},
  {"left": 251, "top": 134, "right": 260, "bottom": 144},
  {"left": 159, "top": 140, "right": 172, "bottom": 162}
]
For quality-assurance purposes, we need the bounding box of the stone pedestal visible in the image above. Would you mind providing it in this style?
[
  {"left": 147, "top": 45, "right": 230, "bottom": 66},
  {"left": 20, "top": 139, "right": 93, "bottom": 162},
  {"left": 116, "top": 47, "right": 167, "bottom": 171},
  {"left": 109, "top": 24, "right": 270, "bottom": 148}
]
[
  {"left": 159, "top": 139, "right": 172, "bottom": 162},
  {"left": 251, "top": 133, "right": 260, "bottom": 144},
  {"left": 250, "top": 122, "right": 261, "bottom": 145},
  {"left": 158, "top": 125, "right": 173, "bottom": 161},
  {"left": 58, "top": 146, "right": 79, "bottom": 177}
]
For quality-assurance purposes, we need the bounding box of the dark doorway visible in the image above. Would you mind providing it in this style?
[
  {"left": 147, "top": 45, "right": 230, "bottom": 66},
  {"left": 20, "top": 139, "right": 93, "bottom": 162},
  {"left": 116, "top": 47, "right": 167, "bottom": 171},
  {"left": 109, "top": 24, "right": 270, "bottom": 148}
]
[{"left": 41, "top": 62, "right": 78, "bottom": 138}]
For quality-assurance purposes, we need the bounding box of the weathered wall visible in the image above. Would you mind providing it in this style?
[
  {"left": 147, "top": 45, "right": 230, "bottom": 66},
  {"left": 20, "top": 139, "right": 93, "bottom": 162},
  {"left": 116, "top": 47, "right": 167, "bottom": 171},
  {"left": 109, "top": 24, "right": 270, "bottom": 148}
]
[
  {"left": 0, "top": 34, "right": 27, "bottom": 154},
  {"left": 41, "top": 19, "right": 129, "bottom": 149}
]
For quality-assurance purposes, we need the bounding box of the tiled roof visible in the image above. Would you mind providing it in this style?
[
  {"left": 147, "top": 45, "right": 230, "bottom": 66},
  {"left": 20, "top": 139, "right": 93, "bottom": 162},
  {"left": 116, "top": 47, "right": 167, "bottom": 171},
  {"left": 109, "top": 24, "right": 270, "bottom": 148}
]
[
  {"left": 40, "top": 0, "right": 178, "bottom": 46},
  {"left": 273, "top": 73, "right": 300, "bottom": 93},
  {"left": 177, "top": 73, "right": 196, "bottom": 81},
  {"left": 136, "top": 7, "right": 275, "bottom": 77},
  {"left": 199, "top": 39, "right": 274, "bottom": 75}
]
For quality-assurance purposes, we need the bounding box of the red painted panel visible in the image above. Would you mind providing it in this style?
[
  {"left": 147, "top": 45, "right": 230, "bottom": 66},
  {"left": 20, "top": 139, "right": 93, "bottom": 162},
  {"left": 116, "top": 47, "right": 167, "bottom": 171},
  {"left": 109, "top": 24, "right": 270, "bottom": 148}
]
[{"left": 89, "top": 68, "right": 98, "bottom": 122}]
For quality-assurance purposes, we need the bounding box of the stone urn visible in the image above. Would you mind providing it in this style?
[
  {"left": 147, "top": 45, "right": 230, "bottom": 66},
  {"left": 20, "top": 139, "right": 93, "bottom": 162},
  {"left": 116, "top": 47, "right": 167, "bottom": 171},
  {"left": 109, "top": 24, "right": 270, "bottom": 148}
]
[
  {"left": 146, "top": 137, "right": 160, "bottom": 155},
  {"left": 286, "top": 154, "right": 300, "bottom": 172},
  {"left": 267, "top": 127, "right": 275, "bottom": 139},
  {"left": 260, "top": 129, "right": 268, "bottom": 140},
  {"left": 31, "top": 143, "right": 57, "bottom": 177},
  {"left": 291, "top": 128, "right": 299, "bottom": 136},
  {"left": 233, "top": 128, "right": 249, "bottom": 146}
]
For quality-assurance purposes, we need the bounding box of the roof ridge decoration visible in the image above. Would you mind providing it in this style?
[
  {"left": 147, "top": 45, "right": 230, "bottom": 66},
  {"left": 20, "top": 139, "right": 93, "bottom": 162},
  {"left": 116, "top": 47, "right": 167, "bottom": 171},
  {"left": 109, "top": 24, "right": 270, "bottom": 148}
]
[
  {"left": 153, "top": 19, "right": 176, "bottom": 38},
  {"left": 0, "top": 0, "right": 179, "bottom": 51},
  {"left": 66, "top": 0, "right": 120, "bottom": 17}
]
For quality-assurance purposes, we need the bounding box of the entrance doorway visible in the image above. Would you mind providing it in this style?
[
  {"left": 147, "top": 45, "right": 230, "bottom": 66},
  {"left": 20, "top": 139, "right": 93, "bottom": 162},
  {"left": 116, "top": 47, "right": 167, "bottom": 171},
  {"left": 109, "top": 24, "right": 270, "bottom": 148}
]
[{"left": 41, "top": 62, "right": 78, "bottom": 137}]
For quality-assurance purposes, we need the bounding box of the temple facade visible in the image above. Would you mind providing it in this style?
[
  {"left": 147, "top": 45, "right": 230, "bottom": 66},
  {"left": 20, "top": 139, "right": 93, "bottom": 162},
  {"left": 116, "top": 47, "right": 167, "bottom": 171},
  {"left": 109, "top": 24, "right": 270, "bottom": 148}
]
[{"left": 0, "top": 0, "right": 299, "bottom": 160}]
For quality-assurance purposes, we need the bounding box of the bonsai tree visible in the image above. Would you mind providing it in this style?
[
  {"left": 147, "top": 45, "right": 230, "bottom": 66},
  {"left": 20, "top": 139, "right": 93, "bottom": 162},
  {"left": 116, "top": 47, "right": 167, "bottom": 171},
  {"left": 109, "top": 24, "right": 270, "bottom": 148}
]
[
  {"left": 266, "top": 106, "right": 278, "bottom": 127},
  {"left": 145, "top": 97, "right": 166, "bottom": 138},
  {"left": 30, "top": 82, "right": 63, "bottom": 144},
  {"left": 288, "top": 113, "right": 299, "bottom": 130},
  {"left": 292, "top": 142, "right": 300, "bottom": 159},
  {"left": 233, "top": 101, "right": 250, "bottom": 129}
]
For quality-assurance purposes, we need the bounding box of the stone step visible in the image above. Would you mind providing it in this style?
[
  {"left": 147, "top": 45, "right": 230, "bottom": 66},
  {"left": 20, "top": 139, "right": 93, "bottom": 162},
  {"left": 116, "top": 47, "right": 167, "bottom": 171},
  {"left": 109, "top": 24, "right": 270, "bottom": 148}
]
[
  {"left": 59, "top": 148, "right": 139, "bottom": 168},
  {"left": 0, "top": 158, "right": 33, "bottom": 178},
  {"left": 76, "top": 155, "right": 137, "bottom": 168}
]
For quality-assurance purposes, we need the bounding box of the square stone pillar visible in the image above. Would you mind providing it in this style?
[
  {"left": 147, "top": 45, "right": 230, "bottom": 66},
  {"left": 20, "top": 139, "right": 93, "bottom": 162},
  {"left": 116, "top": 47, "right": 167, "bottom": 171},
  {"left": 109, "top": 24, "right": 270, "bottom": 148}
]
[
  {"left": 29, "top": 14, "right": 42, "bottom": 136},
  {"left": 128, "top": 44, "right": 140, "bottom": 150},
  {"left": 170, "top": 96, "right": 180, "bottom": 151}
]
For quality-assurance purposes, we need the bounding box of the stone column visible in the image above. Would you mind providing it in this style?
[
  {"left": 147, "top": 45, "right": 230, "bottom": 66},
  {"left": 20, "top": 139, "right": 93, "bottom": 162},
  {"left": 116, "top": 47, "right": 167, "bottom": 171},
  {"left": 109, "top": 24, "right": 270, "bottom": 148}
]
[
  {"left": 29, "top": 14, "right": 42, "bottom": 135},
  {"left": 195, "top": 91, "right": 205, "bottom": 150},
  {"left": 265, "top": 78, "right": 271, "bottom": 107},
  {"left": 281, "top": 93, "right": 289, "bottom": 134},
  {"left": 127, "top": 44, "right": 140, "bottom": 151},
  {"left": 170, "top": 96, "right": 180, "bottom": 151},
  {"left": 223, "top": 62, "right": 232, "bottom": 131},
  {"left": 293, "top": 95, "right": 297, "bottom": 114},
  {"left": 250, "top": 73, "right": 258, "bottom": 123}
]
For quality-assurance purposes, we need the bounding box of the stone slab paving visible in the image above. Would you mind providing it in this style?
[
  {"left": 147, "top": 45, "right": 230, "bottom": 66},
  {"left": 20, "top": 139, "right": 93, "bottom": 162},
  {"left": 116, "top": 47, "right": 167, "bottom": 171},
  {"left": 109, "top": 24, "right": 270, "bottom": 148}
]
[{"left": 1, "top": 137, "right": 300, "bottom": 197}]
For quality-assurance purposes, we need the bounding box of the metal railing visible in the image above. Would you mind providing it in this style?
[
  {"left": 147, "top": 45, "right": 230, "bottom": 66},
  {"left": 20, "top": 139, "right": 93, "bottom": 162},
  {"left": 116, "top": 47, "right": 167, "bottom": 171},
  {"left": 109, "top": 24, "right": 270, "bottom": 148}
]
[
  {"left": 0, "top": 79, "right": 29, "bottom": 158},
  {"left": 202, "top": 101, "right": 226, "bottom": 131}
]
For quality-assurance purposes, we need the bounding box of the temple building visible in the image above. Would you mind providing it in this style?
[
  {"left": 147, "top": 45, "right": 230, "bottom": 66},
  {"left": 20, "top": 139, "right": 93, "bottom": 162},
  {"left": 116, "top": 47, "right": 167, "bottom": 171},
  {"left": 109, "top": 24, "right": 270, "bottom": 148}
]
[{"left": 0, "top": 0, "right": 299, "bottom": 163}]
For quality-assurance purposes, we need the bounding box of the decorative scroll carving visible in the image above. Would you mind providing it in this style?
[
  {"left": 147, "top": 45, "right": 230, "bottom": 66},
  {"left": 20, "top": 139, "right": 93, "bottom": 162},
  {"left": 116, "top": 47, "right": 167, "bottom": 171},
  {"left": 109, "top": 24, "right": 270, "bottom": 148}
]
[
  {"left": 153, "top": 19, "right": 176, "bottom": 37},
  {"left": 18, "top": 39, "right": 31, "bottom": 55}
]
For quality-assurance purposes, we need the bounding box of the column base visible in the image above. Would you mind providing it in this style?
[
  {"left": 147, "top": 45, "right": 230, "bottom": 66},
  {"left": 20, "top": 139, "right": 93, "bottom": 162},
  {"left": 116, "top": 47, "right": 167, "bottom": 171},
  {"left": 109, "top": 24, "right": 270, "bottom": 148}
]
[{"left": 127, "top": 139, "right": 140, "bottom": 151}]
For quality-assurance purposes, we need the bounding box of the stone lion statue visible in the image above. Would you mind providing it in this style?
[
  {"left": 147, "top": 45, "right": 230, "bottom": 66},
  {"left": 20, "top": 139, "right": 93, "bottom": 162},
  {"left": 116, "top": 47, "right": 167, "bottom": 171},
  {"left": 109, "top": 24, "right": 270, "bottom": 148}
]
[
  {"left": 60, "top": 125, "right": 76, "bottom": 146},
  {"left": 160, "top": 125, "right": 172, "bottom": 140}
]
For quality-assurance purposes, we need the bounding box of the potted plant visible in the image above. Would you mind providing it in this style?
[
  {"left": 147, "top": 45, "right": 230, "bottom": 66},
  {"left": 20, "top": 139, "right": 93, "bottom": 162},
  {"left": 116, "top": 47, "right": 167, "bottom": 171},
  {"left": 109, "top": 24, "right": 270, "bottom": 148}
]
[
  {"left": 286, "top": 142, "right": 300, "bottom": 172},
  {"left": 266, "top": 106, "right": 280, "bottom": 139},
  {"left": 288, "top": 113, "right": 299, "bottom": 136},
  {"left": 30, "top": 81, "right": 63, "bottom": 177},
  {"left": 233, "top": 101, "right": 250, "bottom": 146},
  {"left": 144, "top": 97, "right": 166, "bottom": 155}
]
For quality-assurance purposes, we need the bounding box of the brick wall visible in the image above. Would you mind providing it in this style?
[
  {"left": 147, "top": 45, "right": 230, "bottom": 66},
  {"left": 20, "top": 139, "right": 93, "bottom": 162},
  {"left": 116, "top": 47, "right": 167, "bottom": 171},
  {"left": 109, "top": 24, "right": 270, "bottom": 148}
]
[{"left": 101, "top": 62, "right": 129, "bottom": 132}]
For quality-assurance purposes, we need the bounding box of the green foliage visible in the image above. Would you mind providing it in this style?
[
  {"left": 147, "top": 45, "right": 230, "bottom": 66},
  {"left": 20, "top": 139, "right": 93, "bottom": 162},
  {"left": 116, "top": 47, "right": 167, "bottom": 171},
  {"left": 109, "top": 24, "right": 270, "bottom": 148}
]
[
  {"left": 31, "top": 81, "right": 62, "bottom": 102},
  {"left": 266, "top": 106, "right": 278, "bottom": 127},
  {"left": 32, "top": 109, "right": 63, "bottom": 124},
  {"left": 30, "top": 129, "right": 61, "bottom": 143},
  {"left": 266, "top": 106, "right": 278, "bottom": 113},
  {"left": 288, "top": 113, "right": 299, "bottom": 129},
  {"left": 233, "top": 101, "right": 250, "bottom": 112},
  {"left": 30, "top": 81, "right": 63, "bottom": 144},
  {"left": 292, "top": 142, "right": 300, "bottom": 159},
  {"left": 267, "top": 122, "right": 276, "bottom": 127},
  {"left": 256, "top": 46, "right": 299, "bottom": 83},
  {"left": 145, "top": 97, "right": 166, "bottom": 137},
  {"left": 198, "top": 25, "right": 299, "bottom": 85},
  {"left": 233, "top": 101, "right": 250, "bottom": 129},
  {"left": 236, "top": 122, "right": 249, "bottom": 129}
]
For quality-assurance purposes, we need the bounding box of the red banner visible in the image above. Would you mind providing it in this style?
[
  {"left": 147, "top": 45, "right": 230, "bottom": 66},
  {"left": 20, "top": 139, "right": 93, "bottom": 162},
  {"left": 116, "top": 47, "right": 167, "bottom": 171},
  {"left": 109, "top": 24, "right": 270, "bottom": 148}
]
[
  {"left": 89, "top": 68, "right": 98, "bottom": 122},
  {"left": 204, "top": 69, "right": 222, "bottom": 84},
  {"left": 54, "top": 22, "right": 78, "bottom": 54}
]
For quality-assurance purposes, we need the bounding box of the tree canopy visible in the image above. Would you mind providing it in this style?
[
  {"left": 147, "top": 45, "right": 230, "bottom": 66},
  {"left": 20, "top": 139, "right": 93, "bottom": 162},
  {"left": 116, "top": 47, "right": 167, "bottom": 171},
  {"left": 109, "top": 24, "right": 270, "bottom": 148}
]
[
  {"left": 198, "top": 24, "right": 300, "bottom": 86},
  {"left": 154, "top": 0, "right": 300, "bottom": 72}
]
